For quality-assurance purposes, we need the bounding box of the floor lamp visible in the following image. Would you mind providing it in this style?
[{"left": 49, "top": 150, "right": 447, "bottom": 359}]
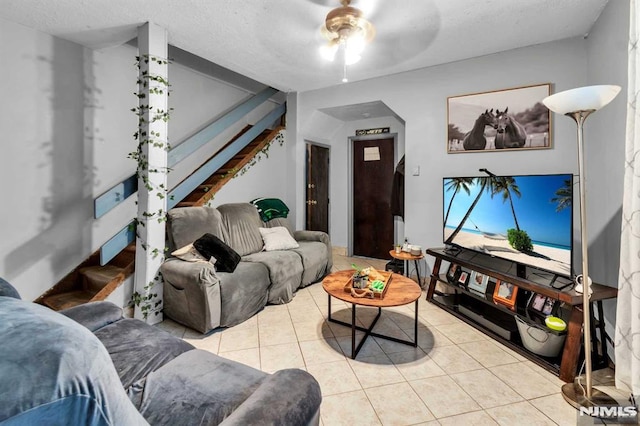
[{"left": 542, "top": 85, "right": 621, "bottom": 409}]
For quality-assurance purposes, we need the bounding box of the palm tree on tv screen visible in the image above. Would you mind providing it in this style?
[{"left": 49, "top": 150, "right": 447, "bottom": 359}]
[
  {"left": 551, "top": 179, "right": 573, "bottom": 212},
  {"left": 491, "top": 176, "right": 522, "bottom": 231},
  {"left": 445, "top": 176, "right": 492, "bottom": 244},
  {"left": 444, "top": 177, "right": 475, "bottom": 226}
]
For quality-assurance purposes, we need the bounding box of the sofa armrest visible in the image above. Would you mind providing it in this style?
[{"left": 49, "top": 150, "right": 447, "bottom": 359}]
[
  {"left": 220, "top": 369, "right": 321, "bottom": 426},
  {"left": 160, "top": 258, "right": 222, "bottom": 333},
  {"left": 294, "top": 230, "right": 333, "bottom": 271},
  {"left": 160, "top": 258, "right": 218, "bottom": 291},
  {"left": 60, "top": 301, "right": 124, "bottom": 332}
]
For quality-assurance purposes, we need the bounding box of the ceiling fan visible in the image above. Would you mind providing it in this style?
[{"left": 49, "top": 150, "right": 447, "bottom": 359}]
[{"left": 320, "top": 0, "right": 376, "bottom": 80}]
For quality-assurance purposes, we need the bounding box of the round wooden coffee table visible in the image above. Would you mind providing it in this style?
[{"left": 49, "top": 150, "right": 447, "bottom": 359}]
[{"left": 322, "top": 270, "right": 422, "bottom": 359}]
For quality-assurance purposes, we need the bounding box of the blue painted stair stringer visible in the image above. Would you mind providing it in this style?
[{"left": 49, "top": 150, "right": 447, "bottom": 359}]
[
  {"left": 99, "top": 103, "right": 286, "bottom": 265},
  {"left": 94, "top": 86, "right": 278, "bottom": 219}
]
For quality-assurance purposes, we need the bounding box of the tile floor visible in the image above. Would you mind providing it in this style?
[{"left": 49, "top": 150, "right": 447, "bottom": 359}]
[{"left": 156, "top": 254, "right": 633, "bottom": 426}]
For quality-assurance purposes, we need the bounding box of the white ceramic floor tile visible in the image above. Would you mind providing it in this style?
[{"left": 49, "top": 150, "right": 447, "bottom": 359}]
[
  {"left": 348, "top": 354, "right": 407, "bottom": 389},
  {"left": 529, "top": 393, "right": 579, "bottom": 426},
  {"left": 259, "top": 342, "right": 305, "bottom": 373},
  {"left": 183, "top": 332, "right": 221, "bottom": 353},
  {"left": 293, "top": 320, "right": 334, "bottom": 342},
  {"left": 288, "top": 305, "right": 326, "bottom": 323},
  {"left": 372, "top": 328, "right": 417, "bottom": 355},
  {"left": 457, "top": 341, "right": 520, "bottom": 368},
  {"left": 450, "top": 369, "right": 523, "bottom": 409},
  {"left": 387, "top": 351, "right": 446, "bottom": 381},
  {"left": 218, "top": 347, "right": 261, "bottom": 370},
  {"left": 486, "top": 401, "right": 556, "bottom": 426},
  {"left": 258, "top": 322, "right": 298, "bottom": 346},
  {"left": 419, "top": 307, "right": 462, "bottom": 326},
  {"left": 413, "top": 326, "right": 454, "bottom": 350},
  {"left": 228, "top": 314, "right": 257, "bottom": 330},
  {"left": 305, "top": 360, "right": 362, "bottom": 396},
  {"left": 434, "top": 322, "right": 487, "bottom": 344},
  {"left": 320, "top": 390, "right": 382, "bottom": 426},
  {"left": 428, "top": 345, "right": 484, "bottom": 374},
  {"left": 365, "top": 382, "right": 435, "bottom": 425},
  {"left": 299, "top": 338, "right": 346, "bottom": 365},
  {"left": 410, "top": 375, "right": 482, "bottom": 418},
  {"left": 217, "top": 327, "right": 259, "bottom": 352},
  {"left": 257, "top": 306, "right": 292, "bottom": 326},
  {"left": 490, "top": 362, "right": 560, "bottom": 400},
  {"left": 437, "top": 410, "right": 498, "bottom": 426}
]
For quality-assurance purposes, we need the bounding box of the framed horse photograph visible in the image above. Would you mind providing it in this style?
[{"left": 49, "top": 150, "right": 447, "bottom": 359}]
[{"left": 447, "top": 83, "right": 551, "bottom": 153}]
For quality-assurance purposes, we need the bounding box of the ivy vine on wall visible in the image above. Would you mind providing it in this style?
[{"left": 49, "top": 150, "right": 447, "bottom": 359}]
[
  {"left": 129, "top": 54, "right": 173, "bottom": 319},
  {"left": 201, "top": 129, "right": 285, "bottom": 205}
]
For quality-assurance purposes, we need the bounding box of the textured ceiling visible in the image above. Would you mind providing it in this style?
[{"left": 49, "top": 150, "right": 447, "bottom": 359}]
[{"left": 0, "top": 0, "right": 609, "bottom": 93}]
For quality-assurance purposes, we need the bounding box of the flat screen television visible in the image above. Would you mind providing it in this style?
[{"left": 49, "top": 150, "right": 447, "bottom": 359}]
[{"left": 443, "top": 173, "right": 573, "bottom": 279}]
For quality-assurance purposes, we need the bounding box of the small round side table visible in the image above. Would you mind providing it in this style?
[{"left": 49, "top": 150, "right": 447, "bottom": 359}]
[{"left": 389, "top": 249, "right": 424, "bottom": 287}]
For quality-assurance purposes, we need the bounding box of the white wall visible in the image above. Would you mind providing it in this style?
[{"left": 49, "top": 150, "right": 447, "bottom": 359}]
[
  {"left": 584, "top": 0, "right": 629, "bottom": 356},
  {"left": 584, "top": 0, "right": 629, "bottom": 287},
  {"left": 0, "top": 18, "right": 289, "bottom": 300},
  {"left": 0, "top": 18, "right": 89, "bottom": 301},
  {"left": 298, "top": 37, "right": 589, "bottom": 265}
]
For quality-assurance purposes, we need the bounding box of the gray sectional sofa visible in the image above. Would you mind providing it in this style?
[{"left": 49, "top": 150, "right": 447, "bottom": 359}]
[
  {"left": 160, "top": 203, "right": 332, "bottom": 333},
  {"left": 0, "top": 278, "right": 322, "bottom": 425}
]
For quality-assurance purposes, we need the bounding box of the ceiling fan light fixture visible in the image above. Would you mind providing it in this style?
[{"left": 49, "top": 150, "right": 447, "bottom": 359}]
[
  {"left": 320, "top": 41, "right": 339, "bottom": 61},
  {"left": 321, "top": 0, "right": 374, "bottom": 66}
]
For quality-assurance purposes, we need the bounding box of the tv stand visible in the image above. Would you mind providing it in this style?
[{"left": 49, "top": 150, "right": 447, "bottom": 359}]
[
  {"left": 426, "top": 247, "right": 618, "bottom": 382},
  {"left": 516, "top": 263, "right": 527, "bottom": 279}
]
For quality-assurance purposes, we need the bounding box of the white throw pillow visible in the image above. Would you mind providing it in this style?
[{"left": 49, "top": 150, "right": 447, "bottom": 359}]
[
  {"left": 259, "top": 226, "right": 299, "bottom": 251},
  {"left": 171, "top": 243, "right": 215, "bottom": 264}
]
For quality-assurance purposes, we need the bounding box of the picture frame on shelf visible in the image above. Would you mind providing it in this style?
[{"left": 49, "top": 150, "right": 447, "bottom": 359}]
[
  {"left": 493, "top": 279, "right": 519, "bottom": 310},
  {"left": 446, "top": 263, "right": 461, "bottom": 284},
  {"left": 467, "top": 270, "right": 489, "bottom": 295},
  {"left": 447, "top": 83, "right": 551, "bottom": 153},
  {"left": 457, "top": 269, "right": 470, "bottom": 288},
  {"left": 541, "top": 297, "right": 555, "bottom": 316},
  {"left": 528, "top": 293, "right": 557, "bottom": 318}
]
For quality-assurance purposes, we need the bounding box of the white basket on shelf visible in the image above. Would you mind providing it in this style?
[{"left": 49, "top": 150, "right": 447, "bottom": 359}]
[{"left": 515, "top": 315, "right": 566, "bottom": 358}]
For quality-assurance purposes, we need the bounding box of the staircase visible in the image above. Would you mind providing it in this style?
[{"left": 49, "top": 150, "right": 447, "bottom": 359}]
[
  {"left": 35, "top": 244, "right": 135, "bottom": 310},
  {"left": 36, "top": 124, "right": 284, "bottom": 311},
  {"left": 176, "top": 126, "right": 283, "bottom": 207}
]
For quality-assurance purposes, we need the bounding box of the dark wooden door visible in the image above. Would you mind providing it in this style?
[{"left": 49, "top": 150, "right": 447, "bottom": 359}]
[
  {"left": 353, "top": 138, "right": 394, "bottom": 259},
  {"left": 306, "top": 143, "right": 329, "bottom": 233}
]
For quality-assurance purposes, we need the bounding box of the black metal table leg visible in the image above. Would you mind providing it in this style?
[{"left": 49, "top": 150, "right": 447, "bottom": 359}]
[
  {"left": 326, "top": 297, "right": 418, "bottom": 359},
  {"left": 414, "top": 260, "right": 421, "bottom": 287}
]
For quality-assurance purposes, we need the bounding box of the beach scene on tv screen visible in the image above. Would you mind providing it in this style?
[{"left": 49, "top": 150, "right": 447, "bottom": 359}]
[{"left": 443, "top": 174, "right": 572, "bottom": 277}]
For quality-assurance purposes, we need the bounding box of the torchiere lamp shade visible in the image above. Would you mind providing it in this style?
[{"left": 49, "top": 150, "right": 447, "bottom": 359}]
[{"left": 543, "top": 85, "right": 621, "bottom": 114}]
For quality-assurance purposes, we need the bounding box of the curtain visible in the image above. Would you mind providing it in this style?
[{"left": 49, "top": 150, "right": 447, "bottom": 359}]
[{"left": 615, "top": 0, "right": 640, "bottom": 397}]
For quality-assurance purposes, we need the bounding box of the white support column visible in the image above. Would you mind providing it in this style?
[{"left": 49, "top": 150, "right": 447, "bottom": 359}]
[{"left": 134, "top": 22, "right": 169, "bottom": 324}]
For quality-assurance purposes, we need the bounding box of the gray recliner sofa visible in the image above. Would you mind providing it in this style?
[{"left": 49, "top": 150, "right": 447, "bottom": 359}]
[
  {"left": 0, "top": 278, "right": 322, "bottom": 425},
  {"left": 160, "top": 203, "right": 332, "bottom": 334}
]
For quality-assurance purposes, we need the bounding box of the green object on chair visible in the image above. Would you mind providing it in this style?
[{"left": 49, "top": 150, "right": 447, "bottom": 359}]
[{"left": 250, "top": 198, "right": 290, "bottom": 221}]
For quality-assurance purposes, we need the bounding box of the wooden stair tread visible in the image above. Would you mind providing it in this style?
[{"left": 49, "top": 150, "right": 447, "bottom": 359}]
[
  {"left": 42, "top": 290, "right": 95, "bottom": 311},
  {"left": 79, "top": 264, "right": 125, "bottom": 292}
]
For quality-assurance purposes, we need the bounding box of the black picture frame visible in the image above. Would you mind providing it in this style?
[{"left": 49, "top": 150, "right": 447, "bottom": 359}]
[
  {"left": 528, "top": 292, "right": 557, "bottom": 318},
  {"left": 457, "top": 269, "right": 470, "bottom": 288},
  {"left": 446, "top": 263, "right": 461, "bottom": 283}
]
